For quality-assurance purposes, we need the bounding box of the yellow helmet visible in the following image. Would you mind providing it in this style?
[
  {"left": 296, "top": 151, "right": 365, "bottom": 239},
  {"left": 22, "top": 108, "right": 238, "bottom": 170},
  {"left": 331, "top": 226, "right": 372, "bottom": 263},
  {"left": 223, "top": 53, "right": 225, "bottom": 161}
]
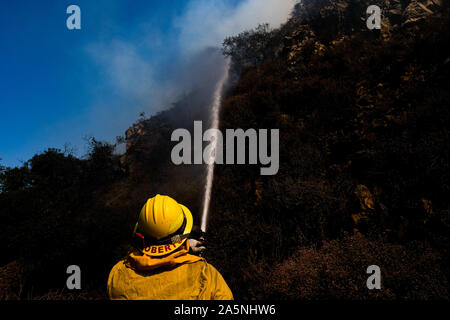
[{"left": 133, "top": 194, "right": 193, "bottom": 257}]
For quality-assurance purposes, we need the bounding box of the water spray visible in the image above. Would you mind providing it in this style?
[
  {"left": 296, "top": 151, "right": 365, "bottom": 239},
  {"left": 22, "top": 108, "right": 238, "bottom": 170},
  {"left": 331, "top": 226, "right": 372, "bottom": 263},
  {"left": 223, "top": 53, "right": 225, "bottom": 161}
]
[{"left": 200, "top": 58, "right": 231, "bottom": 235}]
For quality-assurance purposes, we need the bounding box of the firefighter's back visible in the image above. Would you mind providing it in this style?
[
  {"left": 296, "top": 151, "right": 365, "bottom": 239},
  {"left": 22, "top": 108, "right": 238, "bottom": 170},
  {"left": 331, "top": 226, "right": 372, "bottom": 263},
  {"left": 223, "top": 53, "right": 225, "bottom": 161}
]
[{"left": 107, "top": 258, "right": 233, "bottom": 300}]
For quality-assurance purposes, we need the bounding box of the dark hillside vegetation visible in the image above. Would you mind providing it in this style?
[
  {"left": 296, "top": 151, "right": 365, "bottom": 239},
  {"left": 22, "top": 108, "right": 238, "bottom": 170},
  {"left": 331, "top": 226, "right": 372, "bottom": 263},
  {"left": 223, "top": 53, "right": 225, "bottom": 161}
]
[
  {"left": 207, "top": 0, "right": 450, "bottom": 299},
  {"left": 0, "top": 140, "right": 128, "bottom": 299}
]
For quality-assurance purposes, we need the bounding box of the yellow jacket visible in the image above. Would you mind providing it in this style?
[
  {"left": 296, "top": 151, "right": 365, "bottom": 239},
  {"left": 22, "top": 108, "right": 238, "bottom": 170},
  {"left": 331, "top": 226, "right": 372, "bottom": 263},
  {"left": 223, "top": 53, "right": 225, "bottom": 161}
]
[{"left": 107, "top": 243, "right": 233, "bottom": 300}]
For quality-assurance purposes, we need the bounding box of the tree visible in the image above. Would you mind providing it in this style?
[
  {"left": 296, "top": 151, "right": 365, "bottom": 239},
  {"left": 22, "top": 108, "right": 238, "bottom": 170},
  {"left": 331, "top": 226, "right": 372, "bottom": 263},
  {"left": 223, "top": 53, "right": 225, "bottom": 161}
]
[
  {"left": 85, "top": 137, "right": 120, "bottom": 185},
  {"left": 0, "top": 165, "right": 31, "bottom": 194},
  {"left": 222, "top": 23, "right": 280, "bottom": 72},
  {"left": 116, "top": 136, "right": 126, "bottom": 145}
]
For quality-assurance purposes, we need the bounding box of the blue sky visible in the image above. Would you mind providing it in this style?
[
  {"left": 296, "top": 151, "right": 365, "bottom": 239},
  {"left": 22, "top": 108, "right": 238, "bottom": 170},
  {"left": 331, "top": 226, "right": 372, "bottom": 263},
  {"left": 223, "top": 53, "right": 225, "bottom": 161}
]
[{"left": 0, "top": 0, "right": 295, "bottom": 168}]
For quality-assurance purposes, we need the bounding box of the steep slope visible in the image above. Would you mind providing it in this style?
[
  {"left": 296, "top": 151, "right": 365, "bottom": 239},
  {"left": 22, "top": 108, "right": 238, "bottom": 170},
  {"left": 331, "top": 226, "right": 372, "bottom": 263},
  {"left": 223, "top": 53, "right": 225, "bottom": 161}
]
[{"left": 202, "top": 0, "right": 450, "bottom": 299}]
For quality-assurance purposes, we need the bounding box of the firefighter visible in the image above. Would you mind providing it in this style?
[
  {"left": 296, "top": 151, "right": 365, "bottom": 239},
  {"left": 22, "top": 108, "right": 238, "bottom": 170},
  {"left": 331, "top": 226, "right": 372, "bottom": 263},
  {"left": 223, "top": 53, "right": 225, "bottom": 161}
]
[{"left": 107, "top": 194, "right": 233, "bottom": 300}]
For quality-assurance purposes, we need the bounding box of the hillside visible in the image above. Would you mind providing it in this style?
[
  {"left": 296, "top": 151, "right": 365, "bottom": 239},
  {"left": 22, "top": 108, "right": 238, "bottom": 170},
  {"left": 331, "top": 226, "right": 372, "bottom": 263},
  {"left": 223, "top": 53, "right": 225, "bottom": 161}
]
[{"left": 207, "top": 0, "right": 450, "bottom": 299}]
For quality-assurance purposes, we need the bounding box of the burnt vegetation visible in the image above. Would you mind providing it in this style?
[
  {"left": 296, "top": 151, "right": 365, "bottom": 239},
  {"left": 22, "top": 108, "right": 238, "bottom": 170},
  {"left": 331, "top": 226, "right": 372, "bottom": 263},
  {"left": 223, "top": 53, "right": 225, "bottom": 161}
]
[
  {"left": 209, "top": 0, "right": 450, "bottom": 299},
  {"left": 1, "top": 0, "right": 449, "bottom": 299}
]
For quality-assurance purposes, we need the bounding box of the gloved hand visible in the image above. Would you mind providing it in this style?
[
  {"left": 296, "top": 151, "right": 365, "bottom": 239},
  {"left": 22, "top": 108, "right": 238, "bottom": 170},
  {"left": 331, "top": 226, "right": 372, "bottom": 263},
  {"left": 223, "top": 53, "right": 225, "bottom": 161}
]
[
  {"left": 189, "top": 226, "right": 206, "bottom": 254},
  {"left": 189, "top": 238, "right": 206, "bottom": 254}
]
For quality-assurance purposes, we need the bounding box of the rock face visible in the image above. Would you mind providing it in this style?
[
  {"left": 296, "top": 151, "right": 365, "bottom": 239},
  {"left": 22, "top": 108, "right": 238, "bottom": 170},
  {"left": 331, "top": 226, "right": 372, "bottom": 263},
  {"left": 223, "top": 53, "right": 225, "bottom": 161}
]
[
  {"left": 291, "top": 0, "right": 444, "bottom": 26},
  {"left": 288, "top": 0, "right": 445, "bottom": 40},
  {"left": 282, "top": 0, "right": 446, "bottom": 76},
  {"left": 403, "top": 0, "right": 444, "bottom": 25},
  {"left": 121, "top": 115, "right": 173, "bottom": 176}
]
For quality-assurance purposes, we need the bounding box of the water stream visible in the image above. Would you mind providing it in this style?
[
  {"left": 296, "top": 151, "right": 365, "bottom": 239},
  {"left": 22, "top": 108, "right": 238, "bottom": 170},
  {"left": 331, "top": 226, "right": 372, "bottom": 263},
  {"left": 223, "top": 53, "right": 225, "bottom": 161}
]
[{"left": 200, "top": 58, "right": 231, "bottom": 232}]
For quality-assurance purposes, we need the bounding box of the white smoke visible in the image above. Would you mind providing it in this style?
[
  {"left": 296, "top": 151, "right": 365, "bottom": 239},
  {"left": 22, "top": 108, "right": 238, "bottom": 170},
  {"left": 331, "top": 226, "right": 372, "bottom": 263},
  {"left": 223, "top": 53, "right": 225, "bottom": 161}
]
[
  {"left": 80, "top": 0, "right": 296, "bottom": 154},
  {"left": 177, "top": 0, "right": 297, "bottom": 54},
  {"left": 86, "top": 40, "right": 177, "bottom": 115}
]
